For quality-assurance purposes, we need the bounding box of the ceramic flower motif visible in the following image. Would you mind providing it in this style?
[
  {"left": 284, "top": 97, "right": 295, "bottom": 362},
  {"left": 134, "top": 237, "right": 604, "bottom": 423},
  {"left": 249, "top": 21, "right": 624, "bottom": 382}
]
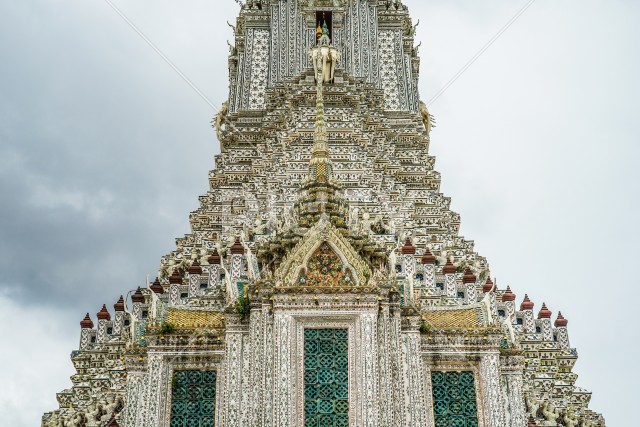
[{"left": 298, "top": 243, "right": 354, "bottom": 287}]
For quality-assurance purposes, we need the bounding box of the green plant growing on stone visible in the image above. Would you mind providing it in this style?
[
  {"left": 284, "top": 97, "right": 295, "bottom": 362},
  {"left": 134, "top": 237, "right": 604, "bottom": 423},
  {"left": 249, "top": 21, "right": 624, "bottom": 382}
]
[
  {"left": 160, "top": 322, "right": 176, "bottom": 335},
  {"left": 235, "top": 295, "right": 250, "bottom": 321},
  {"left": 419, "top": 322, "right": 431, "bottom": 334}
]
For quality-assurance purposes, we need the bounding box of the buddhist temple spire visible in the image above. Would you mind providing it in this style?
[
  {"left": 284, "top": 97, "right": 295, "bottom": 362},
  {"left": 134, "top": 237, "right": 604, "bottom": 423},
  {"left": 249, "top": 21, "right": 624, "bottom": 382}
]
[{"left": 309, "top": 60, "right": 333, "bottom": 184}]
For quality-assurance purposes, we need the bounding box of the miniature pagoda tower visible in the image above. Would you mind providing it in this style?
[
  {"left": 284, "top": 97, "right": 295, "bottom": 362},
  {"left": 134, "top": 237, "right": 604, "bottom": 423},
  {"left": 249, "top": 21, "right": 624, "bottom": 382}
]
[{"left": 43, "top": 1, "right": 605, "bottom": 426}]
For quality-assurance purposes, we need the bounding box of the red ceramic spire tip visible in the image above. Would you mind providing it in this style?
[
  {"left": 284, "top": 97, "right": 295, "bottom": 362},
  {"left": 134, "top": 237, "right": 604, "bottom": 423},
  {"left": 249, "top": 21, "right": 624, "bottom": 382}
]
[
  {"left": 401, "top": 238, "right": 416, "bottom": 255},
  {"left": 230, "top": 237, "right": 245, "bottom": 255},
  {"left": 169, "top": 269, "right": 183, "bottom": 285},
  {"left": 188, "top": 258, "right": 203, "bottom": 275},
  {"left": 421, "top": 248, "right": 436, "bottom": 265},
  {"left": 80, "top": 313, "right": 94, "bottom": 329},
  {"left": 463, "top": 268, "right": 476, "bottom": 284},
  {"left": 528, "top": 415, "right": 537, "bottom": 427},
  {"left": 520, "top": 294, "right": 534, "bottom": 311},
  {"left": 555, "top": 311, "right": 568, "bottom": 327},
  {"left": 538, "top": 302, "right": 552, "bottom": 319},
  {"left": 208, "top": 248, "right": 221, "bottom": 265},
  {"left": 131, "top": 287, "right": 145, "bottom": 304},
  {"left": 97, "top": 304, "right": 111, "bottom": 321},
  {"left": 150, "top": 277, "right": 164, "bottom": 294},
  {"left": 502, "top": 286, "right": 516, "bottom": 302},
  {"left": 483, "top": 276, "right": 494, "bottom": 293},
  {"left": 114, "top": 296, "right": 126, "bottom": 312},
  {"left": 442, "top": 259, "right": 456, "bottom": 274}
]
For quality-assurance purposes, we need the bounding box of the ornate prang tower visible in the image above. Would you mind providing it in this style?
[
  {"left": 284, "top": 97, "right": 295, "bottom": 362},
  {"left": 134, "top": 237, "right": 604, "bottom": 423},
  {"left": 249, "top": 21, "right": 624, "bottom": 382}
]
[{"left": 43, "top": 1, "right": 605, "bottom": 426}]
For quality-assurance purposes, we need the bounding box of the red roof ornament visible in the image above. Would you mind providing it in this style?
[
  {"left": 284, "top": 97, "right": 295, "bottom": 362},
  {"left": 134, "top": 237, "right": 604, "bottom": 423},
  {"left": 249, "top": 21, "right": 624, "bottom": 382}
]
[
  {"left": 208, "top": 248, "right": 221, "bottom": 265},
  {"left": 188, "top": 259, "right": 203, "bottom": 275},
  {"left": 463, "top": 268, "right": 476, "bottom": 284},
  {"left": 520, "top": 294, "right": 534, "bottom": 311},
  {"left": 502, "top": 286, "right": 516, "bottom": 302},
  {"left": 97, "top": 304, "right": 111, "bottom": 321},
  {"left": 555, "top": 311, "right": 568, "bottom": 327},
  {"left": 169, "top": 269, "right": 183, "bottom": 285},
  {"left": 538, "top": 303, "right": 552, "bottom": 319},
  {"left": 483, "top": 276, "right": 494, "bottom": 293},
  {"left": 528, "top": 415, "right": 537, "bottom": 427},
  {"left": 230, "top": 237, "right": 245, "bottom": 255},
  {"left": 114, "top": 296, "right": 126, "bottom": 312},
  {"left": 80, "top": 313, "right": 94, "bottom": 329},
  {"left": 401, "top": 238, "right": 416, "bottom": 255},
  {"left": 150, "top": 278, "right": 164, "bottom": 294},
  {"left": 131, "top": 287, "right": 145, "bottom": 304},
  {"left": 421, "top": 248, "right": 436, "bottom": 265},
  {"left": 442, "top": 259, "right": 456, "bottom": 275}
]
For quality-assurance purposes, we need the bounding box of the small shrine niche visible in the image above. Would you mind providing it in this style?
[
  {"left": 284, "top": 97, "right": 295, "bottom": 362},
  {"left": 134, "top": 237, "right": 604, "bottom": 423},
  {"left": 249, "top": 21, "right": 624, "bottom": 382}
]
[{"left": 316, "top": 11, "right": 333, "bottom": 43}]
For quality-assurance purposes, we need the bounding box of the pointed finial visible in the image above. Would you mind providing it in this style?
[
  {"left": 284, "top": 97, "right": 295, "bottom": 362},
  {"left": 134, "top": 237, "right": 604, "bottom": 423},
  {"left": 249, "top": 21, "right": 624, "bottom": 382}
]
[
  {"left": 401, "top": 238, "right": 416, "bottom": 255},
  {"left": 502, "top": 286, "right": 516, "bottom": 302},
  {"left": 97, "top": 304, "right": 111, "bottom": 321},
  {"left": 150, "top": 278, "right": 164, "bottom": 294},
  {"left": 442, "top": 259, "right": 456, "bottom": 274},
  {"left": 131, "top": 287, "right": 145, "bottom": 304},
  {"left": 555, "top": 312, "right": 568, "bottom": 327},
  {"left": 188, "top": 259, "right": 203, "bottom": 275},
  {"left": 208, "top": 248, "right": 221, "bottom": 265},
  {"left": 114, "top": 296, "right": 126, "bottom": 312},
  {"left": 483, "top": 276, "right": 494, "bottom": 293},
  {"left": 463, "top": 268, "right": 476, "bottom": 284},
  {"left": 538, "top": 303, "right": 552, "bottom": 319},
  {"left": 520, "top": 294, "right": 534, "bottom": 311},
  {"left": 421, "top": 248, "right": 436, "bottom": 265},
  {"left": 169, "top": 270, "right": 183, "bottom": 285},
  {"left": 80, "top": 313, "right": 94, "bottom": 329},
  {"left": 230, "top": 237, "right": 245, "bottom": 255}
]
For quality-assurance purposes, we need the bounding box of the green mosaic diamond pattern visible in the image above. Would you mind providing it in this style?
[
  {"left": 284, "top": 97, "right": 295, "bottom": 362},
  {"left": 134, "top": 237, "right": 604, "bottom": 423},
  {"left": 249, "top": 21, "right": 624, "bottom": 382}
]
[
  {"left": 170, "top": 370, "right": 216, "bottom": 427},
  {"left": 304, "top": 329, "right": 349, "bottom": 427},
  {"left": 431, "top": 371, "right": 478, "bottom": 427}
]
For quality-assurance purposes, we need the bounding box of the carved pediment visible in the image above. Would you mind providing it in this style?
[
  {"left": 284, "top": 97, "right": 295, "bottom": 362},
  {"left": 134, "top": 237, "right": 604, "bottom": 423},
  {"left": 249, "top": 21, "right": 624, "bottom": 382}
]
[
  {"left": 274, "top": 216, "right": 370, "bottom": 287},
  {"left": 298, "top": 242, "right": 355, "bottom": 287}
]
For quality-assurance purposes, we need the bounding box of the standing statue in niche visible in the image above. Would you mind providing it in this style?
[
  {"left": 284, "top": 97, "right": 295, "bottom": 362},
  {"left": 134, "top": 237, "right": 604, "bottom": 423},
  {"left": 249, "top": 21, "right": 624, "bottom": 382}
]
[{"left": 310, "top": 20, "right": 340, "bottom": 84}]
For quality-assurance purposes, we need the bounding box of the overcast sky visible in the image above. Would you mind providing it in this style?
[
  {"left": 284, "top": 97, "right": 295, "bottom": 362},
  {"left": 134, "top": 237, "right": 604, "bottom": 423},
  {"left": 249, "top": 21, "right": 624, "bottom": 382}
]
[{"left": 0, "top": 0, "right": 637, "bottom": 425}]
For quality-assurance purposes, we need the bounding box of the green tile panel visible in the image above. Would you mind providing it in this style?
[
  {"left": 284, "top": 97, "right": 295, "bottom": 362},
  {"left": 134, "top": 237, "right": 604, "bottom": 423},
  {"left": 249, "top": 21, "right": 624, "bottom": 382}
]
[
  {"left": 170, "top": 370, "right": 216, "bottom": 427},
  {"left": 304, "top": 328, "right": 349, "bottom": 427}
]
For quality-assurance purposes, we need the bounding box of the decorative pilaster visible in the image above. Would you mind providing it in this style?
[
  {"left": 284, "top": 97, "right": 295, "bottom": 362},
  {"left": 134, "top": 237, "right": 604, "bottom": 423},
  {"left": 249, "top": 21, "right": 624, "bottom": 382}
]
[
  {"left": 273, "top": 314, "right": 294, "bottom": 427},
  {"left": 402, "top": 314, "right": 427, "bottom": 427},
  {"left": 377, "top": 304, "right": 393, "bottom": 427},
  {"left": 480, "top": 353, "right": 507, "bottom": 427},
  {"left": 359, "top": 312, "right": 379, "bottom": 427},
  {"left": 123, "top": 372, "right": 145, "bottom": 427},
  {"left": 221, "top": 314, "right": 247, "bottom": 427},
  {"left": 144, "top": 354, "right": 164, "bottom": 427},
  {"left": 389, "top": 303, "right": 405, "bottom": 427},
  {"left": 500, "top": 356, "right": 526, "bottom": 427},
  {"left": 248, "top": 304, "right": 265, "bottom": 427},
  {"left": 262, "top": 304, "right": 275, "bottom": 427}
]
